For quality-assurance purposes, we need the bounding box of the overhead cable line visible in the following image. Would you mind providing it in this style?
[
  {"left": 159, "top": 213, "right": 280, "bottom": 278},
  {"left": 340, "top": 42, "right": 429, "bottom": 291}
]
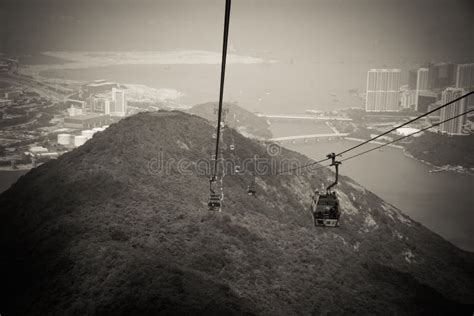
[
  {"left": 212, "top": 0, "right": 231, "bottom": 179},
  {"left": 336, "top": 91, "right": 473, "bottom": 157},
  {"left": 276, "top": 91, "right": 473, "bottom": 174},
  {"left": 208, "top": 0, "right": 231, "bottom": 212},
  {"left": 340, "top": 107, "right": 474, "bottom": 163},
  {"left": 277, "top": 156, "right": 331, "bottom": 175}
]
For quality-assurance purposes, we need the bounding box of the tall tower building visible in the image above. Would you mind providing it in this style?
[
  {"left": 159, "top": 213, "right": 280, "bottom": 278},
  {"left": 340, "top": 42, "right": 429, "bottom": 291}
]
[
  {"left": 456, "top": 63, "right": 474, "bottom": 108},
  {"left": 416, "top": 68, "right": 429, "bottom": 91},
  {"left": 104, "top": 100, "right": 111, "bottom": 115},
  {"left": 415, "top": 68, "right": 429, "bottom": 111},
  {"left": 111, "top": 88, "right": 127, "bottom": 117},
  {"left": 386, "top": 69, "right": 401, "bottom": 111},
  {"left": 365, "top": 69, "right": 377, "bottom": 111},
  {"left": 365, "top": 69, "right": 401, "bottom": 112},
  {"left": 439, "top": 88, "right": 467, "bottom": 135},
  {"left": 456, "top": 63, "right": 474, "bottom": 89},
  {"left": 408, "top": 69, "right": 418, "bottom": 90},
  {"left": 428, "top": 63, "right": 456, "bottom": 90}
]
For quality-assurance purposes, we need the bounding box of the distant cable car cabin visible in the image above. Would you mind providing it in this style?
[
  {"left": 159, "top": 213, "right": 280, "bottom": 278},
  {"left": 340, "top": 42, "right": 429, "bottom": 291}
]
[
  {"left": 208, "top": 193, "right": 222, "bottom": 211},
  {"left": 311, "top": 153, "right": 341, "bottom": 227},
  {"left": 208, "top": 177, "right": 222, "bottom": 211},
  {"left": 247, "top": 173, "right": 257, "bottom": 196},
  {"left": 247, "top": 183, "right": 256, "bottom": 196}
]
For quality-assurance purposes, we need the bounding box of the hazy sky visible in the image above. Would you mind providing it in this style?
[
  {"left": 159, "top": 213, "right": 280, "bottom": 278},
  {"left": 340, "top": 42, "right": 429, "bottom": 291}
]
[{"left": 1, "top": 0, "right": 473, "bottom": 63}]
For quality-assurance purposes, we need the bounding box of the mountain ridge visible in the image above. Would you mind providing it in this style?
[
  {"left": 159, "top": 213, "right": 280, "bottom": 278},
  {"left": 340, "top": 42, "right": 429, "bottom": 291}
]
[
  {"left": 0, "top": 111, "right": 473, "bottom": 315},
  {"left": 188, "top": 102, "right": 272, "bottom": 139}
]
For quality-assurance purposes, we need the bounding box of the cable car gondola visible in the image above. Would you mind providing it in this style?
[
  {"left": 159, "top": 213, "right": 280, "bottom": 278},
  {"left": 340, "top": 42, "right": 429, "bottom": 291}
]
[
  {"left": 247, "top": 179, "right": 256, "bottom": 196},
  {"left": 208, "top": 177, "right": 222, "bottom": 212},
  {"left": 246, "top": 156, "right": 257, "bottom": 196},
  {"left": 208, "top": 192, "right": 222, "bottom": 211},
  {"left": 311, "top": 153, "right": 341, "bottom": 227}
]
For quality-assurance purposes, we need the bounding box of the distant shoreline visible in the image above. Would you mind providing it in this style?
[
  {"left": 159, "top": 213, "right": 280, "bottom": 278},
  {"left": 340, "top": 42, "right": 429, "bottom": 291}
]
[
  {"left": 0, "top": 163, "right": 36, "bottom": 172},
  {"left": 17, "top": 50, "right": 271, "bottom": 109},
  {"left": 344, "top": 137, "right": 404, "bottom": 149},
  {"left": 20, "top": 50, "right": 269, "bottom": 78},
  {"left": 402, "top": 149, "right": 474, "bottom": 176},
  {"left": 345, "top": 137, "right": 473, "bottom": 176},
  {"left": 0, "top": 168, "right": 29, "bottom": 193}
]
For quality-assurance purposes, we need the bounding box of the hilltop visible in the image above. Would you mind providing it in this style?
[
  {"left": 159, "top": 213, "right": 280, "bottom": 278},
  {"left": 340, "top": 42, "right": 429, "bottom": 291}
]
[
  {"left": 0, "top": 111, "right": 473, "bottom": 315},
  {"left": 189, "top": 102, "right": 272, "bottom": 139}
]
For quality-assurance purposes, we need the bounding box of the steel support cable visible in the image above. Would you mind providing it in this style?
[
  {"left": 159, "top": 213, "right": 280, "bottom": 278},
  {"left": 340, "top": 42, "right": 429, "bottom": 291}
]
[
  {"left": 336, "top": 91, "right": 473, "bottom": 157},
  {"left": 341, "top": 107, "right": 474, "bottom": 163},
  {"left": 212, "top": 0, "right": 232, "bottom": 179},
  {"left": 279, "top": 106, "right": 473, "bottom": 198},
  {"left": 276, "top": 91, "right": 473, "bottom": 174},
  {"left": 277, "top": 157, "right": 331, "bottom": 175}
]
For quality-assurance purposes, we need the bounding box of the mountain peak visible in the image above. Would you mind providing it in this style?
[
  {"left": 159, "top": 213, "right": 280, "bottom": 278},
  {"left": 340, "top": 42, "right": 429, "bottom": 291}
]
[{"left": 1, "top": 111, "right": 473, "bottom": 314}]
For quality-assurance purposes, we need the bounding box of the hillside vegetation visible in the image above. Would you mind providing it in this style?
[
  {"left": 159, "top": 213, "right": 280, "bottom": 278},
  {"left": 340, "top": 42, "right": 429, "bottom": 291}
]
[
  {"left": 1, "top": 111, "right": 473, "bottom": 315},
  {"left": 404, "top": 132, "right": 474, "bottom": 169},
  {"left": 189, "top": 102, "right": 272, "bottom": 139}
]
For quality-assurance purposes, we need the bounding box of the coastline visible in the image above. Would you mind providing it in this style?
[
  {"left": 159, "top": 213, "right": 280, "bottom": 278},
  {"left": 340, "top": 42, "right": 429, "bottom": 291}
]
[
  {"left": 0, "top": 163, "right": 37, "bottom": 172},
  {"left": 0, "top": 168, "right": 29, "bottom": 193},
  {"left": 401, "top": 149, "right": 474, "bottom": 176},
  {"left": 17, "top": 50, "right": 271, "bottom": 109},
  {"left": 344, "top": 137, "right": 404, "bottom": 149},
  {"left": 345, "top": 137, "right": 473, "bottom": 176},
  {"left": 20, "top": 50, "right": 269, "bottom": 78}
]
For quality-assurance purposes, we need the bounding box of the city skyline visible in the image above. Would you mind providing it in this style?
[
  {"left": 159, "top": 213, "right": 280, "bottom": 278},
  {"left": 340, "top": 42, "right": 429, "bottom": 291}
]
[{"left": 365, "top": 61, "right": 473, "bottom": 117}]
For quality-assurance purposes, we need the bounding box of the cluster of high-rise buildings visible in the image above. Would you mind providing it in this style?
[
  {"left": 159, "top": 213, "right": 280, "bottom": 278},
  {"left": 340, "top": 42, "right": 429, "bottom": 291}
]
[
  {"left": 82, "top": 88, "right": 128, "bottom": 117},
  {"left": 365, "top": 62, "right": 474, "bottom": 135},
  {"left": 67, "top": 85, "right": 128, "bottom": 118},
  {"left": 64, "top": 84, "right": 127, "bottom": 132},
  {"left": 60, "top": 83, "right": 128, "bottom": 148}
]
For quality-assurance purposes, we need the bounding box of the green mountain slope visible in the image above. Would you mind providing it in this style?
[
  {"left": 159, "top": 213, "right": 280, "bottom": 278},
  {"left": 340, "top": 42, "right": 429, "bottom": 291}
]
[
  {"left": 0, "top": 111, "right": 473, "bottom": 315},
  {"left": 188, "top": 102, "right": 272, "bottom": 139},
  {"left": 404, "top": 132, "right": 474, "bottom": 169}
]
